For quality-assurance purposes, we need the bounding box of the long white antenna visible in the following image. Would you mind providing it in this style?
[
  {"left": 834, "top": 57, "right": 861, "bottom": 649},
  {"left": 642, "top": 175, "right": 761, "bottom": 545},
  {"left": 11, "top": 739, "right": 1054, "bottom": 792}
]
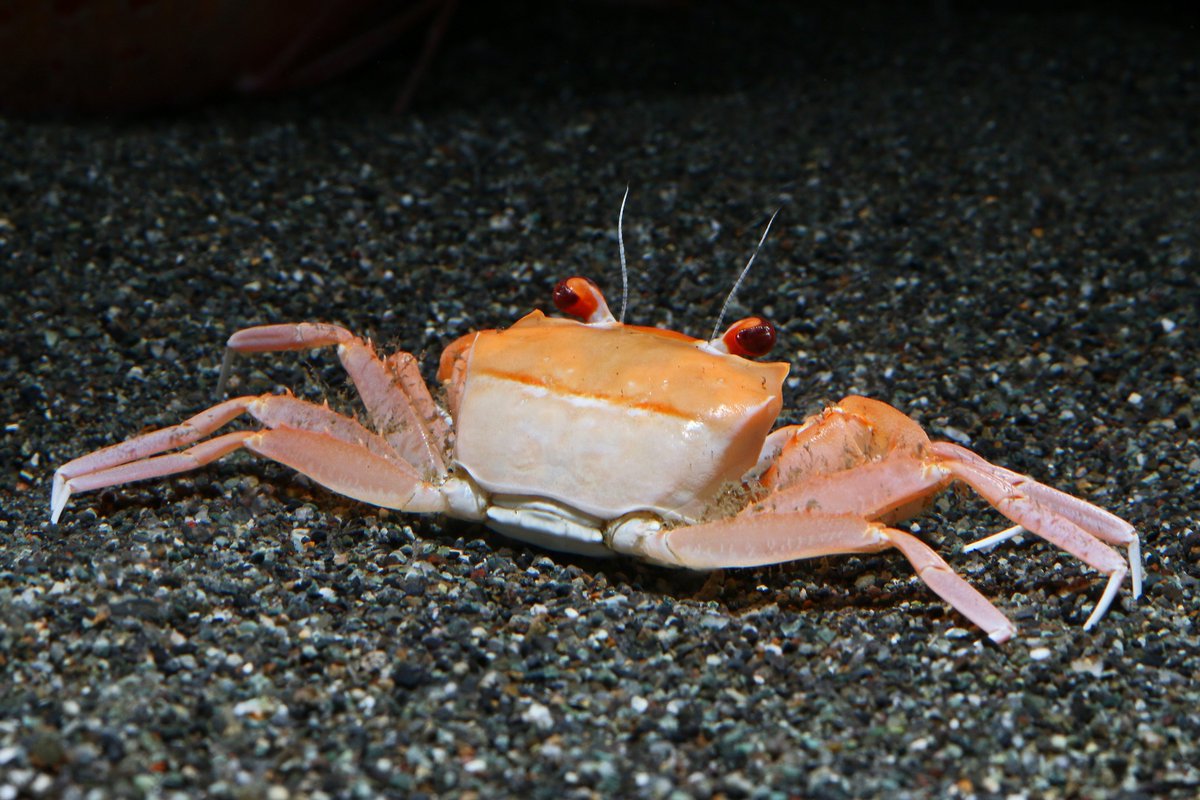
[
  {"left": 711, "top": 208, "right": 780, "bottom": 340},
  {"left": 618, "top": 186, "right": 630, "bottom": 323}
]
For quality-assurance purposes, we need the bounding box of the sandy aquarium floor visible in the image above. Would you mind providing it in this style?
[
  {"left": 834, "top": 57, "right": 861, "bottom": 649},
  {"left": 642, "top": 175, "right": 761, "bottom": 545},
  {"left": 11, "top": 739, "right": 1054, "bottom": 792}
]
[{"left": 1, "top": 3, "right": 1198, "bottom": 798}]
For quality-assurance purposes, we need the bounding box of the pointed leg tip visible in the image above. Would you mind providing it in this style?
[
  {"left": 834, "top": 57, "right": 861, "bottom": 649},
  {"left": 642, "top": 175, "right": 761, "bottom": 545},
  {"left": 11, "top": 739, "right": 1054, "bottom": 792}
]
[
  {"left": 1082, "top": 570, "right": 1124, "bottom": 631},
  {"left": 50, "top": 495, "right": 67, "bottom": 525},
  {"left": 1081, "top": 607, "right": 1104, "bottom": 632},
  {"left": 988, "top": 624, "right": 1016, "bottom": 644},
  {"left": 50, "top": 474, "right": 68, "bottom": 525},
  {"left": 1129, "top": 536, "right": 1144, "bottom": 599},
  {"left": 963, "top": 524, "right": 1026, "bottom": 553},
  {"left": 216, "top": 347, "right": 236, "bottom": 397}
]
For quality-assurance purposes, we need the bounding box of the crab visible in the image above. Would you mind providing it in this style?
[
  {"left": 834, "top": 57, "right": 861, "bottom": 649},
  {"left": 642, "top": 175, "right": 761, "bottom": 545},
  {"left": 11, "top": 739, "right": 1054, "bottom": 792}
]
[{"left": 50, "top": 276, "right": 1141, "bottom": 643}]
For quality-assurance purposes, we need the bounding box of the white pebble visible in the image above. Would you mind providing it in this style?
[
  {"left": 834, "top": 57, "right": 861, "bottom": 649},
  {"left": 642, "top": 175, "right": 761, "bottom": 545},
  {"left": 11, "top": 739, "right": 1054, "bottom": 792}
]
[
  {"left": 939, "top": 425, "right": 972, "bottom": 445},
  {"left": 522, "top": 701, "right": 554, "bottom": 730}
]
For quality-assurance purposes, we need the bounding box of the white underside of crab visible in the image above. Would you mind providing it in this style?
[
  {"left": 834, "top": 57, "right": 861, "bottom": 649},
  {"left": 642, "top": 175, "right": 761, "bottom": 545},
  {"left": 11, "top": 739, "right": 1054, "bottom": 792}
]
[{"left": 50, "top": 283, "right": 1142, "bottom": 644}]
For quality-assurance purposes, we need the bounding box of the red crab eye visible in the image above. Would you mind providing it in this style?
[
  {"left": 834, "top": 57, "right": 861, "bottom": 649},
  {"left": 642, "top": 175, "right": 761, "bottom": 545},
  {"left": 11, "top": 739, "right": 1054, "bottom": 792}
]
[
  {"left": 723, "top": 316, "right": 776, "bottom": 358},
  {"left": 553, "top": 276, "right": 602, "bottom": 320}
]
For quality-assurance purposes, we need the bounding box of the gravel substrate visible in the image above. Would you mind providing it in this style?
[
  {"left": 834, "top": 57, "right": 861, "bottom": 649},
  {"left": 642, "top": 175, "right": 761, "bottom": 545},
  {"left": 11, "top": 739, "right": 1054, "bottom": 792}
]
[{"left": 2, "top": 3, "right": 1198, "bottom": 798}]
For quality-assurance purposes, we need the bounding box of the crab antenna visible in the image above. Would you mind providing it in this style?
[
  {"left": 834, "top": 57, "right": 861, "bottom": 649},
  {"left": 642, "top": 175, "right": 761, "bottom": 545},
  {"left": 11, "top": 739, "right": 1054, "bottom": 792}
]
[
  {"left": 618, "top": 185, "right": 630, "bottom": 323},
  {"left": 711, "top": 208, "right": 780, "bottom": 341}
]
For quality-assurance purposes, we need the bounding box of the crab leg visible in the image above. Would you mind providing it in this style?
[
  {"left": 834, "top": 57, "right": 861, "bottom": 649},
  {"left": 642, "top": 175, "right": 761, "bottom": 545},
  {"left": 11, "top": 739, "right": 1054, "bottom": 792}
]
[
  {"left": 963, "top": 524, "right": 1027, "bottom": 552},
  {"left": 752, "top": 398, "right": 1140, "bottom": 630},
  {"left": 762, "top": 444, "right": 1138, "bottom": 629},
  {"left": 51, "top": 395, "right": 445, "bottom": 523},
  {"left": 436, "top": 332, "right": 478, "bottom": 420},
  {"left": 755, "top": 408, "right": 875, "bottom": 487},
  {"left": 752, "top": 455, "right": 949, "bottom": 520},
  {"left": 627, "top": 512, "right": 1015, "bottom": 643},
  {"left": 218, "top": 323, "right": 451, "bottom": 478},
  {"left": 932, "top": 445, "right": 1140, "bottom": 628},
  {"left": 932, "top": 442, "right": 1139, "bottom": 551},
  {"left": 756, "top": 397, "right": 937, "bottom": 491}
]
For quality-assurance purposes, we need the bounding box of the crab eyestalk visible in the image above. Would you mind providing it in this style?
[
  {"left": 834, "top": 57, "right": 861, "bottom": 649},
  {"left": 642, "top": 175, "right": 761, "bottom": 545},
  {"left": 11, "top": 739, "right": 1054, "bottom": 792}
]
[
  {"left": 710, "top": 316, "right": 777, "bottom": 358},
  {"left": 552, "top": 276, "right": 616, "bottom": 324}
]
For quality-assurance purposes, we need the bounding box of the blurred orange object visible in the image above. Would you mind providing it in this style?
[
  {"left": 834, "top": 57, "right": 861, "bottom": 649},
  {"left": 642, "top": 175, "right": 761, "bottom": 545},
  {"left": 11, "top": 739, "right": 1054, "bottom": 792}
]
[{"left": 0, "top": 0, "right": 439, "bottom": 113}]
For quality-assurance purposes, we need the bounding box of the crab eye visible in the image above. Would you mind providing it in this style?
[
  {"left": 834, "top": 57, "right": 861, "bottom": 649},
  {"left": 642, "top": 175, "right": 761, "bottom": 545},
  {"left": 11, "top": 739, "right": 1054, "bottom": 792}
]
[
  {"left": 553, "top": 276, "right": 603, "bottom": 320},
  {"left": 723, "top": 316, "right": 776, "bottom": 358}
]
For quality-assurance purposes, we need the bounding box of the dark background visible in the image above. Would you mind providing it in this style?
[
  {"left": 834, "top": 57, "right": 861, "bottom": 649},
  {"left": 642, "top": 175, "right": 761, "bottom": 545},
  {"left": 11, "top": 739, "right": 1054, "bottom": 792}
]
[{"left": 1, "top": 2, "right": 1197, "bottom": 797}]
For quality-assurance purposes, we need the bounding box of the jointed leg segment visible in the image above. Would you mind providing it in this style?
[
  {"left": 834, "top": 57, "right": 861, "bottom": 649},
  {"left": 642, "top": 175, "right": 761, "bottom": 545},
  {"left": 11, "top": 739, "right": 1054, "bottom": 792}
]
[
  {"left": 654, "top": 396, "right": 1142, "bottom": 640},
  {"left": 626, "top": 510, "right": 1016, "bottom": 643},
  {"left": 51, "top": 393, "right": 449, "bottom": 523},
  {"left": 219, "top": 323, "right": 451, "bottom": 477},
  {"left": 932, "top": 441, "right": 1141, "bottom": 628}
]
